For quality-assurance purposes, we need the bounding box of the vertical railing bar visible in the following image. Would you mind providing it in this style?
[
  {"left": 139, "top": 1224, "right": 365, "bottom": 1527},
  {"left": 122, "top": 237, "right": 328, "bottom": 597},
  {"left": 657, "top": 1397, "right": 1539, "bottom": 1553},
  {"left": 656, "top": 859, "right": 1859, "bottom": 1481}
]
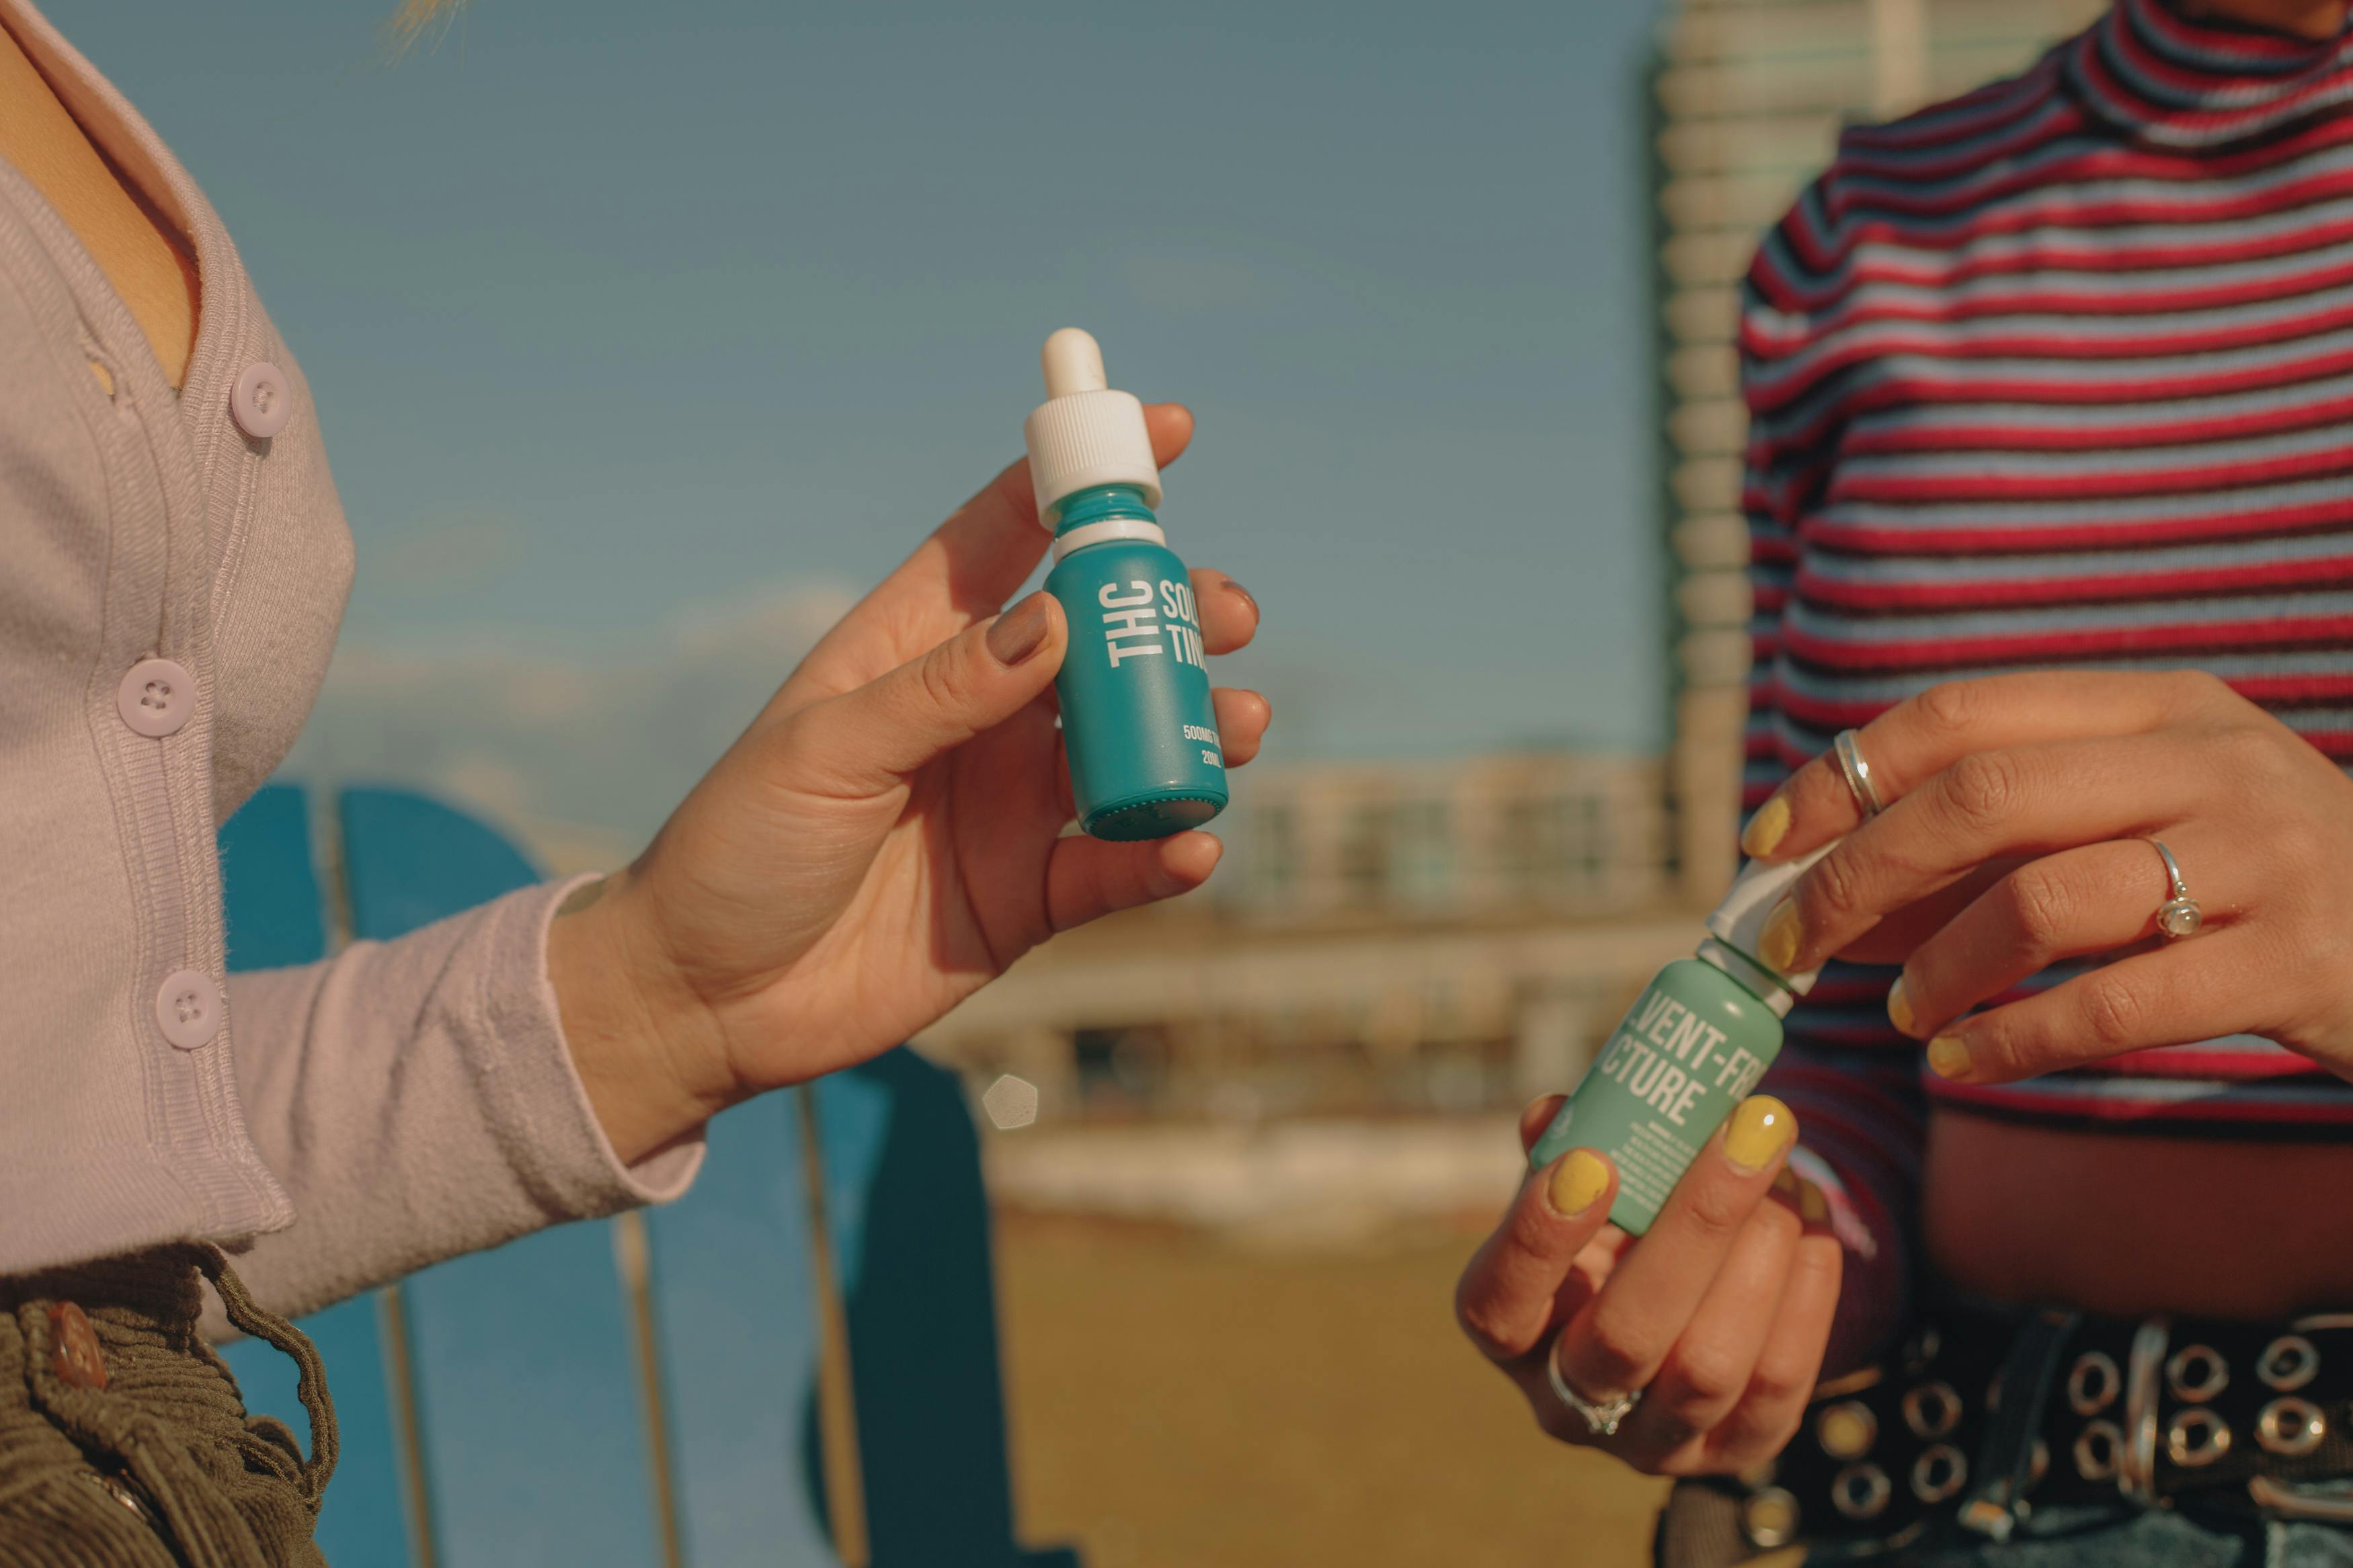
[
  {"left": 797, "top": 1085, "right": 871, "bottom": 1568},
  {"left": 327, "top": 788, "right": 437, "bottom": 1568},
  {"left": 376, "top": 1284, "right": 440, "bottom": 1568},
  {"left": 612, "top": 1210, "right": 687, "bottom": 1568}
]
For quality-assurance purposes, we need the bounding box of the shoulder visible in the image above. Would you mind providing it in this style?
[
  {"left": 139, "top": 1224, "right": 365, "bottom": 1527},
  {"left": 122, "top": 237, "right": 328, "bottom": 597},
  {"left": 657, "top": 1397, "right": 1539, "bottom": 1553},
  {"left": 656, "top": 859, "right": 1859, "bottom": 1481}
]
[{"left": 1747, "top": 44, "right": 2086, "bottom": 320}]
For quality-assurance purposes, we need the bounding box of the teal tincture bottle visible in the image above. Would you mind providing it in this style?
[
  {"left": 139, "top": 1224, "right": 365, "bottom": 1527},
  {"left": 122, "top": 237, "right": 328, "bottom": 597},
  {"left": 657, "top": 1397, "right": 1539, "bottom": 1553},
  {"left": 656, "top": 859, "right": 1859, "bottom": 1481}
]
[
  {"left": 1023, "top": 329, "right": 1229, "bottom": 841},
  {"left": 1527, "top": 845, "right": 1833, "bottom": 1235}
]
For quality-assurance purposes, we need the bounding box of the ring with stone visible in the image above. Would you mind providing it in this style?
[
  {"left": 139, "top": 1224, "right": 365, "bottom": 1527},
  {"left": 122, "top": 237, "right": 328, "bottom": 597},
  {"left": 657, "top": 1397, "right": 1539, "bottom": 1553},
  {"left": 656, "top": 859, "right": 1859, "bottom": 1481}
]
[
  {"left": 1833, "top": 729, "right": 1885, "bottom": 819},
  {"left": 2147, "top": 839, "right": 2202, "bottom": 940},
  {"left": 1545, "top": 1331, "right": 1643, "bottom": 1438}
]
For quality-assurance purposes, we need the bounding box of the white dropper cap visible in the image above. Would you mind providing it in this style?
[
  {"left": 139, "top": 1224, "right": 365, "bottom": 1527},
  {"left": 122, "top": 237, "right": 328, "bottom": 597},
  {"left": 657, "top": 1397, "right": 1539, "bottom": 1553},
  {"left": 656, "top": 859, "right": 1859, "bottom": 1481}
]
[
  {"left": 1699, "top": 842, "right": 1835, "bottom": 1018},
  {"left": 1023, "top": 327, "right": 1163, "bottom": 528}
]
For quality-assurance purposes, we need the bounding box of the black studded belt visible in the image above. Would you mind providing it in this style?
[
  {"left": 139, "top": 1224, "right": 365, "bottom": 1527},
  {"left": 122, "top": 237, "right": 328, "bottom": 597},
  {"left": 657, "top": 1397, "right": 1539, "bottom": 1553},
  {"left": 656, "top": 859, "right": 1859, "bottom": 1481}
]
[{"left": 1699, "top": 1299, "right": 2353, "bottom": 1561}]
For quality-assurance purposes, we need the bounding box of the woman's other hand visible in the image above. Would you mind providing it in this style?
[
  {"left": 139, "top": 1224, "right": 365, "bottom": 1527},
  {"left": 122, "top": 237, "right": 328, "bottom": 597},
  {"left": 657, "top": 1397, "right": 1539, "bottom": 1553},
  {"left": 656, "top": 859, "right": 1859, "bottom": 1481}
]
[
  {"left": 1738, "top": 671, "right": 2353, "bottom": 1087},
  {"left": 1455, "top": 1096, "right": 1843, "bottom": 1476},
  {"left": 549, "top": 404, "right": 1273, "bottom": 1161}
]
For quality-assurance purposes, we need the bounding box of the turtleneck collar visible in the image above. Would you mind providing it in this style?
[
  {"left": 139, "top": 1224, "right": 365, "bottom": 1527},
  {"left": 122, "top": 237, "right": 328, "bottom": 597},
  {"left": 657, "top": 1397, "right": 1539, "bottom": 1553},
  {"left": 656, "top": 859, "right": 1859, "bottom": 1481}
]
[{"left": 2065, "top": 0, "right": 2353, "bottom": 148}]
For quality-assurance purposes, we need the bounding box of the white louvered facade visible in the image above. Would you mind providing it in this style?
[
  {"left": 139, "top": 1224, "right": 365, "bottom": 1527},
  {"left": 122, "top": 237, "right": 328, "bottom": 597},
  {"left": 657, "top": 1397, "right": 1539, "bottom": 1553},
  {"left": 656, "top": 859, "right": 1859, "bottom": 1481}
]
[{"left": 1657, "top": 0, "right": 2105, "bottom": 898}]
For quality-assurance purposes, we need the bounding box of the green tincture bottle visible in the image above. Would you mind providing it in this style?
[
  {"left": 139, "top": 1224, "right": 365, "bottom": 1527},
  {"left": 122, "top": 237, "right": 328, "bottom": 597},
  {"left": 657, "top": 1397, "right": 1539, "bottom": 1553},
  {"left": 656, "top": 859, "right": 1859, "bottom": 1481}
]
[{"left": 1527, "top": 845, "right": 1832, "bottom": 1234}]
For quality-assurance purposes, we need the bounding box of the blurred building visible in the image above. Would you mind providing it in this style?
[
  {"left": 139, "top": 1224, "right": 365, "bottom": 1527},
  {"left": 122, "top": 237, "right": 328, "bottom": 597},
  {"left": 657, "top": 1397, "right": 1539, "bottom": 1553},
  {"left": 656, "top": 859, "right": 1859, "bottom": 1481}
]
[
  {"left": 1655, "top": 0, "right": 2104, "bottom": 898},
  {"left": 918, "top": 753, "right": 1693, "bottom": 1125},
  {"left": 929, "top": 0, "right": 2118, "bottom": 1131},
  {"left": 1222, "top": 753, "right": 1673, "bottom": 925}
]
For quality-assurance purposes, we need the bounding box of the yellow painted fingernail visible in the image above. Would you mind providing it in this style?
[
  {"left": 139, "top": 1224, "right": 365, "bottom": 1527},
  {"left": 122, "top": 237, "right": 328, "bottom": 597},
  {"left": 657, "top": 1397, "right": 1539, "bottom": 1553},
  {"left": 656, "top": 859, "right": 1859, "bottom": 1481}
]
[
  {"left": 1887, "top": 975, "right": 1916, "bottom": 1037},
  {"left": 1723, "top": 1095, "right": 1796, "bottom": 1173},
  {"left": 1798, "top": 1179, "right": 1831, "bottom": 1226},
  {"left": 1740, "top": 795, "right": 1792, "bottom": 859},
  {"left": 1928, "top": 1036, "right": 1974, "bottom": 1081},
  {"left": 1758, "top": 899, "right": 1805, "bottom": 975},
  {"left": 1547, "top": 1149, "right": 1611, "bottom": 1218}
]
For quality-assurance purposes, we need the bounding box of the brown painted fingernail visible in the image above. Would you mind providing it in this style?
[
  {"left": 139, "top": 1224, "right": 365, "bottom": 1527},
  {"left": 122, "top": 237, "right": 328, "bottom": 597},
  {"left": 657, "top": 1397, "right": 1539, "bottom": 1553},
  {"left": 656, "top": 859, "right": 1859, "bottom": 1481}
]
[
  {"left": 987, "top": 593, "right": 1053, "bottom": 666},
  {"left": 1221, "top": 577, "right": 1258, "bottom": 617}
]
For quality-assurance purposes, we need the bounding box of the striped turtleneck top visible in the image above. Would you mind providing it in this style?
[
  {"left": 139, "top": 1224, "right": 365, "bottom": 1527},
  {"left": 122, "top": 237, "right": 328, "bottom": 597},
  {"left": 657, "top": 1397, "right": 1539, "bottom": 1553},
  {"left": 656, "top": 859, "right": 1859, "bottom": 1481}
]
[{"left": 1741, "top": 0, "right": 2353, "bottom": 1348}]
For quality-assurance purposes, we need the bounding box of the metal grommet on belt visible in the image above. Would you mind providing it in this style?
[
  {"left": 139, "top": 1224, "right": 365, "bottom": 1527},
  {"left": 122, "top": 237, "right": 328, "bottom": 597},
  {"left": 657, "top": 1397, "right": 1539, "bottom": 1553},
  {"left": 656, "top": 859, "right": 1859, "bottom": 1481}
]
[
  {"left": 1903, "top": 1380, "right": 1963, "bottom": 1439},
  {"left": 1742, "top": 1486, "right": 1801, "bottom": 1551},
  {"left": 2075, "top": 1418, "right": 2124, "bottom": 1481},
  {"left": 2166, "top": 1343, "right": 2229, "bottom": 1405},
  {"left": 1912, "top": 1443, "right": 1968, "bottom": 1504},
  {"left": 1832, "top": 1462, "right": 1892, "bottom": 1520},
  {"left": 2067, "top": 1350, "right": 2120, "bottom": 1415},
  {"left": 2258, "top": 1397, "right": 2327, "bottom": 1458},
  {"left": 2259, "top": 1334, "right": 2319, "bottom": 1393},
  {"left": 2167, "top": 1408, "right": 2233, "bottom": 1469},
  {"left": 1817, "top": 1400, "right": 1878, "bottom": 1460}
]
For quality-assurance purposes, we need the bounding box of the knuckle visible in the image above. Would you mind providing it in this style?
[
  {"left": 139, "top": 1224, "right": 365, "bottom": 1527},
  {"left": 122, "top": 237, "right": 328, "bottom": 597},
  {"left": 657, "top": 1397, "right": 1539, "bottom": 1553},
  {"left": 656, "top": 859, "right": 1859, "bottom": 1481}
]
[
  {"left": 914, "top": 646, "right": 966, "bottom": 716},
  {"left": 2079, "top": 975, "right": 2150, "bottom": 1052},
  {"left": 1678, "top": 1180, "right": 1755, "bottom": 1246},
  {"left": 1806, "top": 848, "right": 1870, "bottom": 927},
  {"left": 1663, "top": 1344, "right": 1748, "bottom": 1412},
  {"left": 2169, "top": 668, "right": 2232, "bottom": 710},
  {"left": 1912, "top": 679, "right": 1984, "bottom": 739},
  {"left": 1743, "top": 1357, "right": 1810, "bottom": 1413},
  {"left": 1940, "top": 749, "right": 2028, "bottom": 834},
  {"left": 2001, "top": 864, "right": 2075, "bottom": 956},
  {"left": 1579, "top": 1313, "right": 1661, "bottom": 1395},
  {"left": 1453, "top": 1286, "right": 1523, "bottom": 1362}
]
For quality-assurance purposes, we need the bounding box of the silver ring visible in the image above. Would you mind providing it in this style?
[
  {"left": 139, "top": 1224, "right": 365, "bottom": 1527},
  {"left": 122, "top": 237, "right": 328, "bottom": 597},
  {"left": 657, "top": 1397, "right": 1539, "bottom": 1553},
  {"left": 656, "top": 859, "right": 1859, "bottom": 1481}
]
[
  {"left": 2147, "top": 839, "right": 2202, "bottom": 940},
  {"left": 1544, "top": 1333, "right": 1643, "bottom": 1438},
  {"left": 1833, "top": 729, "right": 1885, "bottom": 818}
]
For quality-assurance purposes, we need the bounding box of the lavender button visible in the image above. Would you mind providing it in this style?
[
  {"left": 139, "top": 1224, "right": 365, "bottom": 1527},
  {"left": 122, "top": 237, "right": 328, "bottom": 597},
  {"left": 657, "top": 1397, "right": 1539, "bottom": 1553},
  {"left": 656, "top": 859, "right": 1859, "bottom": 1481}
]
[
  {"left": 155, "top": 970, "right": 221, "bottom": 1050},
  {"left": 230, "top": 361, "right": 293, "bottom": 440},
  {"left": 116, "top": 658, "right": 194, "bottom": 737}
]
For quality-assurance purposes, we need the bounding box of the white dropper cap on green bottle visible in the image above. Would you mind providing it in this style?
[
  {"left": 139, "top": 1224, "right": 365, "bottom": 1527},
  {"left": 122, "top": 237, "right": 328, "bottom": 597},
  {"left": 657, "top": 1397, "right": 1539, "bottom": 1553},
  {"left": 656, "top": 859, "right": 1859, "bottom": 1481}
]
[
  {"left": 1698, "top": 843, "right": 1835, "bottom": 1018},
  {"left": 1023, "top": 327, "right": 1164, "bottom": 528}
]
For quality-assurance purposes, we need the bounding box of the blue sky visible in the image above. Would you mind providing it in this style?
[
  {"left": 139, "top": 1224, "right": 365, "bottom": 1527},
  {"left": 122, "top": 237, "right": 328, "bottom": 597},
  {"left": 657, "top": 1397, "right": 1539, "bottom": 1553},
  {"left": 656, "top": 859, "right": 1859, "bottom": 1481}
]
[{"left": 52, "top": 0, "right": 1669, "bottom": 855}]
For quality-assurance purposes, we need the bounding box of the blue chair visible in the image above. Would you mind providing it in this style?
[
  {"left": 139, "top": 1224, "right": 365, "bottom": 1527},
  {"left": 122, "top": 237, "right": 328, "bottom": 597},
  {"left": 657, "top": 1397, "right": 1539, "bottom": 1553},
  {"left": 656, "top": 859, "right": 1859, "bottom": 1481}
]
[{"left": 217, "top": 783, "right": 1076, "bottom": 1568}]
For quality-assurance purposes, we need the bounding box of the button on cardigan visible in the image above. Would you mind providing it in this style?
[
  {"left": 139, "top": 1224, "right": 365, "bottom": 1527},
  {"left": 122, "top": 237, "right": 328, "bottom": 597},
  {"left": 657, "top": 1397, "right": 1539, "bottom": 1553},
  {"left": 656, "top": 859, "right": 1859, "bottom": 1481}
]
[{"left": 0, "top": 0, "right": 701, "bottom": 1319}]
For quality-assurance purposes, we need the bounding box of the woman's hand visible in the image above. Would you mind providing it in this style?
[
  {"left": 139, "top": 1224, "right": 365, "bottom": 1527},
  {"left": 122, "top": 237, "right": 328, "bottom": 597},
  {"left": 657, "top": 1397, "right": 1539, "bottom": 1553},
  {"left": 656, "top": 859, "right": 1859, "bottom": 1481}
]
[
  {"left": 1454, "top": 1096, "right": 1842, "bottom": 1476},
  {"left": 549, "top": 405, "right": 1273, "bottom": 1161},
  {"left": 1740, "top": 670, "right": 2353, "bottom": 1086}
]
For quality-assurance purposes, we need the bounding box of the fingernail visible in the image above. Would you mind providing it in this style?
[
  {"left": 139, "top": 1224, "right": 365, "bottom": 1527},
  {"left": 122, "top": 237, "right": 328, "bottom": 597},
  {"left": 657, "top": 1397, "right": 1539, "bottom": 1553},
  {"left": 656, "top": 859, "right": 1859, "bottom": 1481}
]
[
  {"left": 1221, "top": 577, "right": 1258, "bottom": 617},
  {"left": 1798, "top": 1179, "right": 1831, "bottom": 1226},
  {"left": 1887, "top": 975, "right": 1917, "bottom": 1037},
  {"left": 1758, "top": 898, "right": 1805, "bottom": 976},
  {"left": 1723, "top": 1095, "right": 1796, "bottom": 1173},
  {"left": 1927, "top": 1036, "right": 1974, "bottom": 1081},
  {"left": 1771, "top": 1167, "right": 1800, "bottom": 1198},
  {"left": 986, "top": 593, "right": 1053, "bottom": 666},
  {"left": 1546, "top": 1149, "right": 1611, "bottom": 1219},
  {"left": 1740, "top": 795, "right": 1791, "bottom": 859}
]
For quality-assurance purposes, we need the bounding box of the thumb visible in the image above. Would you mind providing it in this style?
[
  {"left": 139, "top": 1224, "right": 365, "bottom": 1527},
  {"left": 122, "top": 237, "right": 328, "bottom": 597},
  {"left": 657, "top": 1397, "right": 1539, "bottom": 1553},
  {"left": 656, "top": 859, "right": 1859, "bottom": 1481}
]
[{"left": 789, "top": 591, "right": 1065, "bottom": 795}]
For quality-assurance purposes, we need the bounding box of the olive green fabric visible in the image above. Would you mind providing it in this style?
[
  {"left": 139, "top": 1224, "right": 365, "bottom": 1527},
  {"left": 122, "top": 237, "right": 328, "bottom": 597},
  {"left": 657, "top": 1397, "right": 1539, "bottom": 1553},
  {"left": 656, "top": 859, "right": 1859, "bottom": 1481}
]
[{"left": 0, "top": 1245, "right": 335, "bottom": 1567}]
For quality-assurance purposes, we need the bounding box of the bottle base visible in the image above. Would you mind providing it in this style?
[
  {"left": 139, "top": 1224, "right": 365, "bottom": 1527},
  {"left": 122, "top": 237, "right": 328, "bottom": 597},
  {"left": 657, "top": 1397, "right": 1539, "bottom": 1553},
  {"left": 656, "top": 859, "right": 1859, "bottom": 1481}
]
[{"left": 1082, "top": 790, "right": 1226, "bottom": 841}]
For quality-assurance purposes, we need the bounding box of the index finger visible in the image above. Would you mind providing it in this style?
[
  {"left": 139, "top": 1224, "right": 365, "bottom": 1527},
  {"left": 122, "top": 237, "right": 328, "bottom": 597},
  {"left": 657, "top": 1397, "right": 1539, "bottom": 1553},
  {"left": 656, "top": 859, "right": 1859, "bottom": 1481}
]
[
  {"left": 1456, "top": 1144, "right": 1620, "bottom": 1365},
  {"left": 1741, "top": 669, "right": 2227, "bottom": 864},
  {"left": 791, "top": 404, "right": 1197, "bottom": 696}
]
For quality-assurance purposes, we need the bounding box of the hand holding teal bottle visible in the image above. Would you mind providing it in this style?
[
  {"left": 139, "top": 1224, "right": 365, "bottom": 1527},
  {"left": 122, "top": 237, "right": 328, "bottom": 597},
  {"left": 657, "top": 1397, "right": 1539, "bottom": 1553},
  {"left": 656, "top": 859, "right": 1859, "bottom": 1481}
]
[
  {"left": 1528, "top": 843, "right": 1835, "bottom": 1233},
  {"left": 1024, "top": 329, "right": 1230, "bottom": 840}
]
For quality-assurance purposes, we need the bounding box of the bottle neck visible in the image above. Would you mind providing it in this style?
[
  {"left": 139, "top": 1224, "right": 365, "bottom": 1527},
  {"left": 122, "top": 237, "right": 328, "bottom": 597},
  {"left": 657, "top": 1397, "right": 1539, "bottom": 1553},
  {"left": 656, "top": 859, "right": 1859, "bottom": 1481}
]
[
  {"left": 1695, "top": 938, "right": 1796, "bottom": 1019},
  {"left": 1049, "top": 483, "right": 1167, "bottom": 561}
]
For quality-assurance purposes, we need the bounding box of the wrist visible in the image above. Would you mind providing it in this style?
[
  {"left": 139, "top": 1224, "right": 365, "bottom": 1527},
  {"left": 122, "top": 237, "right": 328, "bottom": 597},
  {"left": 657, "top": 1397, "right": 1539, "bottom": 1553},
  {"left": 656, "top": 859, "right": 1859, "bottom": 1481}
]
[{"left": 547, "top": 871, "right": 740, "bottom": 1165}]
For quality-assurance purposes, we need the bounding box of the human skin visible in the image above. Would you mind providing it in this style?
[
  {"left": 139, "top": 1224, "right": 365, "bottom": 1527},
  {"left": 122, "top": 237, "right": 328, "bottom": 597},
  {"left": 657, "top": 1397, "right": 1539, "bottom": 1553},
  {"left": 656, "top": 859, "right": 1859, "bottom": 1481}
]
[
  {"left": 1743, "top": 671, "right": 2353, "bottom": 1322},
  {"left": 0, "top": 12, "right": 1276, "bottom": 1171},
  {"left": 1455, "top": 0, "right": 2353, "bottom": 1479}
]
